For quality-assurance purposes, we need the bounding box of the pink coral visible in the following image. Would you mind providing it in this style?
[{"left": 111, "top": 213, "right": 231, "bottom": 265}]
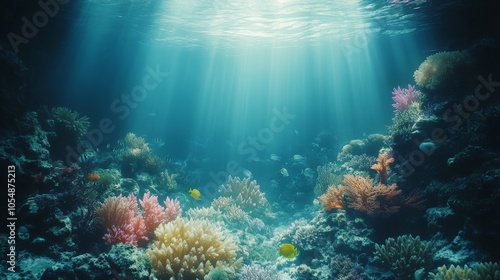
[
  {"left": 140, "top": 192, "right": 167, "bottom": 233},
  {"left": 164, "top": 197, "right": 182, "bottom": 223},
  {"left": 103, "top": 225, "right": 138, "bottom": 246},
  {"left": 97, "top": 192, "right": 181, "bottom": 246},
  {"left": 391, "top": 84, "right": 420, "bottom": 112},
  {"left": 96, "top": 194, "right": 138, "bottom": 229}
]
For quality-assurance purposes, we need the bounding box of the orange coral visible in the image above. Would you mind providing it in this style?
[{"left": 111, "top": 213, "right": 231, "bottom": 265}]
[
  {"left": 319, "top": 185, "right": 345, "bottom": 211},
  {"left": 342, "top": 174, "right": 402, "bottom": 215},
  {"left": 371, "top": 152, "right": 394, "bottom": 185}
]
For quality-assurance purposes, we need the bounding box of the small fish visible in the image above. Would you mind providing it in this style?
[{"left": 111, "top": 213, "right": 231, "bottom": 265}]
[
  {"left": 302, "top": 168, "right": 314, "bottom": 178},
  {"left": 148, "top": 112, "right": 157, "bottom": 117},
  {"left": 79, "top": 151, "right": 96, "bottom": 163},
  {"left": 279, "top": 167, "right": 289, "bottom": 177},
  {"left": 189, "top": 188, "right": 201, "bottom": 200},
  {"left": 269, "top": 154, "right": 281, "bottom": 161},
  {"left": 293, "top": 154, "right": 304, "bottom": 161},
  {"left": 279, "top": 243, "right": 299, "bottom": 259},
  {"left": 152, "top": 138, "right": 165, "bottom": 147},
  {"left": 87, "top": 173, "right": 100, "bottom": 182},
  {"left": 242, "top": 169, "right": 252, "bottom": 178}
]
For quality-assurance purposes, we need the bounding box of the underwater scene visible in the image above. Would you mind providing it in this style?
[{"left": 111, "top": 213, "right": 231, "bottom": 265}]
[{"left": 1, "top": 0, "right": 500, "bottom": 279}]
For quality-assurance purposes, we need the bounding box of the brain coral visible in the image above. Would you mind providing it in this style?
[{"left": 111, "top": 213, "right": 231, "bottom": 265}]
[{"left": 146, "top": 218, "right": 241, "bottom": 279}]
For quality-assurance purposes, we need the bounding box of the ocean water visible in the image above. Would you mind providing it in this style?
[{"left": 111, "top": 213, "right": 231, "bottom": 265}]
[{"left": 1, "top": 0, "right": 499, "bottom": 279}]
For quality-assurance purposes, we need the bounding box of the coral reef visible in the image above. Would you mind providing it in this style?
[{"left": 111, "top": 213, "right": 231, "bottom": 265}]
[
  {"left": 370, "top": 152, "right": 394, "bottom": 185},
  {"left": 319, "top": 185, "right": 345, "bottom": 210},
  {"left": 219, "top": 176, "right": 272, "bottom": 219},
  {"left": 118, "top": 132, "right": 164, "bottom": 176},
  {"left": 389, "top": 101, "right": 422, "bottom": 142},
  {"left": 428, "top": 262, "right": 500, "bottom": 280},
  {"left": 50, "top": 107, "right": 90, "bottom": 139},
  {"left": 374, "top": 234, "right": 434, "bottom": 279},
  {"left": 146, "top": 218, "right": 241, "bottom": 279},
  {"left": 315, "top": 162, "right": 343, "bottom": 197},
  {"left": 343, "top": 174, "right": 402, "bottom": 215},
  {"left": 392, "top": 84, "right": 421, "bottom": 112},
  {"left": 96, "top": 192, "right": 181, "bottom": 246},
  {"left": 330, "top": 254, "right": 367, "bottom": 280},
  {"left": 337, "top": 134, "right": 391, "bottom": 163},
  {"left": 40, "top": 243, "right": 150, "bottom": 279},
  {"left": 160, "top": 169, "right": 179, "bottom": 191},
  {"left": 239, "top": 264, "right": 280, "bottom": 280},
  {"left": 0, "top": 111, "right": 52, "bottom": 174},
  {"left": 413, "top": 50, "right": 472, "bottom": 91}
]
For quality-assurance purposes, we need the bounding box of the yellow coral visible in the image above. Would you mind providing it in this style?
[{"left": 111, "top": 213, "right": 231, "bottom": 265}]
[
  {"left": 413, "top": 50, "right": 471, "bottom": 90},
  {"left": 147, "top": 218, "right": 241, "bottom": 279}
]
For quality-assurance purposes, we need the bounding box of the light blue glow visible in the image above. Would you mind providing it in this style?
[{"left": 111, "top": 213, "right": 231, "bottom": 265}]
[{"left": 48, "top": 0, "right": 438, "bottom": 160}]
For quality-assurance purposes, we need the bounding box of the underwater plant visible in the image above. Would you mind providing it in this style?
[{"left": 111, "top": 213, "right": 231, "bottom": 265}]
[{"left": 50, "top": 107, "right": 90, "bottom": 138}]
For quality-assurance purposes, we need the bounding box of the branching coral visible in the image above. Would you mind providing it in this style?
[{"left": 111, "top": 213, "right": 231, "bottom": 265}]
[
  {"left": 319, "top": 185, "right": 346, "bottom": 211},
  {"left": 371, "top": 152, "right": 394, "bottom": 185},
  {"left": 186, "top": 207, "right": 222, "bottom": 221},
  {"left": 97, "top": 194, "right": 138, "bottom": 229},
  {"left": 96, "top": 194, "right": 147, "bottom": 246},
  {"left": 146, "top": 218, "right": 241, "bottom": 279},
  {"left": 392, "top": 84, "right": 421, "bottom": 112},
  {"left": 343, "top": 175, "right": 402, "bottom": 215},
  {"left": 219, "top": 176, "right": 272, "bottom": 218},
  {"left": 413, "top": 50, "right": 472, "bottom": 90},
  {"left": 96, "top": 192, "right": 181, "bottom": 246},
  {"left": 239, "top": 264, "right": 280, "bottom": 280},
  {"left": 160, "top": 170, "right": 179, "bottom": 191},
  {"left": 374, "top": 235, "right": 434, "bottom": 279},
  {"left": 428, "top": 262, "right": 500, "bottom": 280}
]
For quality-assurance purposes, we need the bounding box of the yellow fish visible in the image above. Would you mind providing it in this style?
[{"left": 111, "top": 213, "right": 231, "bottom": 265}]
[
  {"left": 279, "top": 243, "right": 299, "bottom": 259},
  {"left": 189, "top": 188, "right": 201, "bottom": 200}
]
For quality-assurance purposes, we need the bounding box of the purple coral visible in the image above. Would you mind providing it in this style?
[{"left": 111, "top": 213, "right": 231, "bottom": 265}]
[{"left": 391, "top": 84, "right": 420, "bottom": 112}]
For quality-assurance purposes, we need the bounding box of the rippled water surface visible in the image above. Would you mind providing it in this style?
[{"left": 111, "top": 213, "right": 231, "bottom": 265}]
[{"left": 76, "top": 0, "right": 462, "bottom": 47}]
